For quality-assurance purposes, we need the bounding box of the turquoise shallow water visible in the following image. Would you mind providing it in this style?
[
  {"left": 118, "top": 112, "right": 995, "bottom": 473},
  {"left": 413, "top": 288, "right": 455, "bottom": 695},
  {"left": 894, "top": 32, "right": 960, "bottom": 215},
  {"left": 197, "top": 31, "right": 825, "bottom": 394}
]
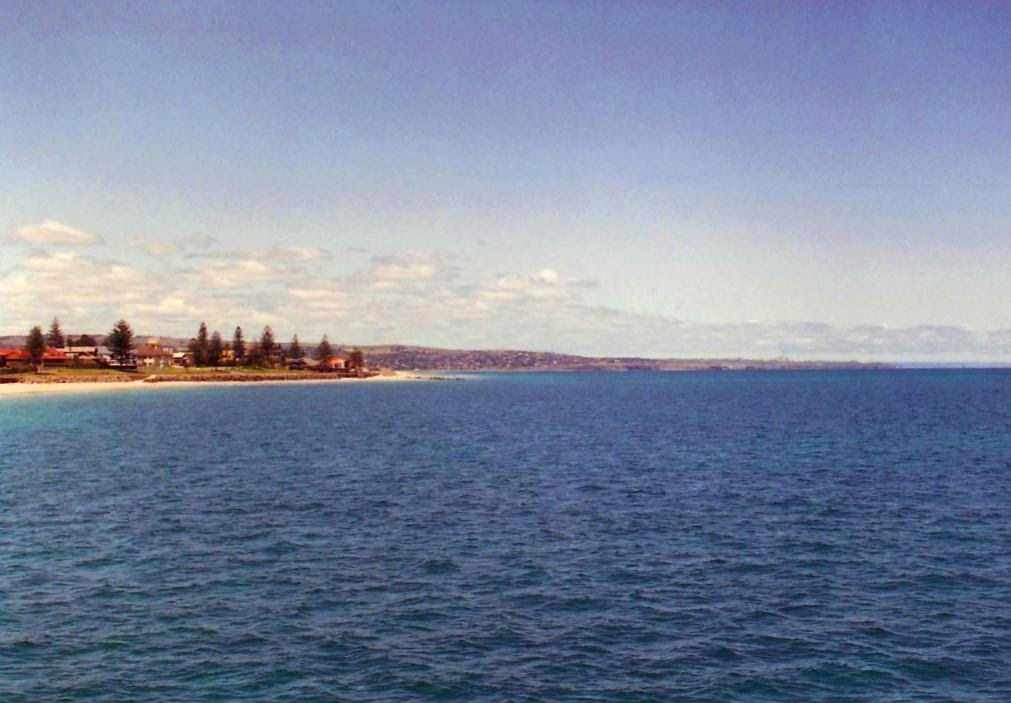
[{"left": 1, "top": 370, "right": 1010, "bottom": 701}]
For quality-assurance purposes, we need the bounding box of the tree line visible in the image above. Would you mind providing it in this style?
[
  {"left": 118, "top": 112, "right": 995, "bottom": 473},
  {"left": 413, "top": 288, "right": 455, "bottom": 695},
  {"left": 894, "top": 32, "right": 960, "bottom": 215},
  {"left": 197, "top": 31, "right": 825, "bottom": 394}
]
[
  {"left": 21, "top": 317, "right": 362, "bottom": 372},
  {"left": 184, "top": 322, "right": 357, "bottom": 368}
]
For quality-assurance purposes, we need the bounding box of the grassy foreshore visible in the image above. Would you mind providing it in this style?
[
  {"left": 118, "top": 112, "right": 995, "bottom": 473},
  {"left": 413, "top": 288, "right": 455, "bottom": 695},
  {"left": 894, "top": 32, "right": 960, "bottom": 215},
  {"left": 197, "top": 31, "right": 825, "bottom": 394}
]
[{"left": 0, "top": 367, "right": 421, "bottom": 396}]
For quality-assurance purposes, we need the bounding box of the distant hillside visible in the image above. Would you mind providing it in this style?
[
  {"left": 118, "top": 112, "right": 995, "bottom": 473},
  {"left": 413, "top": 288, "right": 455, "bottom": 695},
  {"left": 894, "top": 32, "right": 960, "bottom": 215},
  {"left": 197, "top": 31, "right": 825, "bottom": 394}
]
[
  {"left": 355, "top": 345, "right": 891, "bottom": 371},
  {"left": 0, "top": 335, "right": 891, "bottom": 371},
  {"left": 0, "top": 334, "right": 189, "bottom": 349}
]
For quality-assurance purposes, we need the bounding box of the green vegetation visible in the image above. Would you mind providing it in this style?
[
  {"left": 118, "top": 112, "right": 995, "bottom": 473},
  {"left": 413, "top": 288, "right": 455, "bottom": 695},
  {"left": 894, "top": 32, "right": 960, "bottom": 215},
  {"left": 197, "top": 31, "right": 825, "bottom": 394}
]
[
  {"left": 188, "top": 322, "right": 210, "bottom": 366},
  {"left": 316, "top": 335, "right": 333, "bottom": 361},
  {"left": 289, "top": 334, "right": 305, "bottom": 360},
  {"left": 69, "top": 333, "right": 97, "bottom": 347},
  {"left": 105, "top": 319, "right": 135, "bottom": 365},
  {"left": 47, "top": 317, "right": 65, "bottom": 349},
  {"left": 25, "top": 326, "right": 46, "bottom": 373},
  {"left": 141, "top": 366, "right": 304, "bottom": 376},
  {"left": 232, "top": 326, "right": 245, "bottom": 364},
  {"left": 186, "top": 322, "right": 232, "bottom": 369},
  {"left": 4, "top": 315, "right": 375, "bottom": 381},
  {"left": 258, "top": 326, "right": 276, "bottom": 366},
  {"left": 208, "top": 331, "right": 224, "bottom": 367},
  {"left": 349, "top": 348, "right": 364, "bottom": 370},
  {"left": 245, "top": 341, "right": 262, "bottom": 367},
  {"left": 18, "top": 367, "right": 136, "bottom": 378}
]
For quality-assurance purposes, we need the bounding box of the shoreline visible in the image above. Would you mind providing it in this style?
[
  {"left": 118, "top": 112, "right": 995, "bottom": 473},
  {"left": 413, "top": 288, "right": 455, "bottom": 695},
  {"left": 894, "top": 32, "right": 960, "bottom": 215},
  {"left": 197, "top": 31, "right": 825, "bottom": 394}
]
[{"left": 0, "top": 371, "right": 427, "bottom": 398}]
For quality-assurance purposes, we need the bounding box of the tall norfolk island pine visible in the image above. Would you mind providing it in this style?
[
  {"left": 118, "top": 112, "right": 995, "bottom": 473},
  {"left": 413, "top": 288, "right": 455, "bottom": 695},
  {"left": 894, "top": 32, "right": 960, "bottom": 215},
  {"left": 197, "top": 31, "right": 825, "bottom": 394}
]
[
  {"left": 232, "top": 327, "right": 245, "bottom": 365},
  {"left": 349, "top": 348, "right": 365, "bottom": 370},
  {"left": 106, "top": 319, "right": 135, "bottom": 365},
  {"left": 259, "top": 326, "right": 276, "bottom": 366},
  {"left": 25, "top": 325, "right": 47, "bottom": 373},
  {"left": 289, "top": 334, "right": 305, "bottom": 360},
  {"left": 208, "top": 331, "right": 225, "bottom": 368},
  {"left": 47, "top": 317, "right": 65, "bottom": 349},
  {"left": 188, "top": 322, "right": 210, "bottom": 366},
  {"left": 315, "top": 335, "right": 334, "bottom": 361}
]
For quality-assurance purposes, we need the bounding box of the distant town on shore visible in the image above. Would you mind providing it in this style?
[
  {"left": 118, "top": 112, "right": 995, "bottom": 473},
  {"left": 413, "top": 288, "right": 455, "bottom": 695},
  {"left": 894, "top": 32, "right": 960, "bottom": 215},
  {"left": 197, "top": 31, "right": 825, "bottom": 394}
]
[
  {"left": 1, "top": 317, "right": 374, "bottom": 377},
  {"left": 1, "top": 317, "right": 892, "bottom": 377}
]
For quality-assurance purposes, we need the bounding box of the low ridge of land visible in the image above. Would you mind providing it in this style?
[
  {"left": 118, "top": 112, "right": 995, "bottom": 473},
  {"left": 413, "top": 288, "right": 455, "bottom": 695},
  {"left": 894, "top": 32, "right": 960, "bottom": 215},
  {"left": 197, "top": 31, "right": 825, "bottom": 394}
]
[
  {"left": 357, "top": 345, "right": 891, "bottom": 371},
  {"left": 0, "top": 336, "right": 891, "bottom": 372}
]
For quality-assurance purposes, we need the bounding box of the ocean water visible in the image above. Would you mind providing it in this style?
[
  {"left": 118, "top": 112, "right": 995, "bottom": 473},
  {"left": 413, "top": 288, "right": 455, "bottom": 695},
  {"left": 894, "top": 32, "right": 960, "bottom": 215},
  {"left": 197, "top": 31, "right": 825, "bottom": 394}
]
[{"left": 1, "top": 370, "right": 1009, "bottom": 702}]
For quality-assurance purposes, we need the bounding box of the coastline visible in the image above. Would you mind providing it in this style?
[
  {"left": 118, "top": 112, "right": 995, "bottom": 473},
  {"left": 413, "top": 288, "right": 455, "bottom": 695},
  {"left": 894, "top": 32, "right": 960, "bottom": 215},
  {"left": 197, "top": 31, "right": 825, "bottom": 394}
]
[{"left": 0, "top": 371, "right": 425, "bottom": 398}]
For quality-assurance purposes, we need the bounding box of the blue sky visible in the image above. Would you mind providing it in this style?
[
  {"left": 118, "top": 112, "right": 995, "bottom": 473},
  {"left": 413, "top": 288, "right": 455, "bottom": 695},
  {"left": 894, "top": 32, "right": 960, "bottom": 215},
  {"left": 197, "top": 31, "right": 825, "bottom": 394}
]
[{"left": 3, "top": 1, "right": 1010, "bottom": 359}]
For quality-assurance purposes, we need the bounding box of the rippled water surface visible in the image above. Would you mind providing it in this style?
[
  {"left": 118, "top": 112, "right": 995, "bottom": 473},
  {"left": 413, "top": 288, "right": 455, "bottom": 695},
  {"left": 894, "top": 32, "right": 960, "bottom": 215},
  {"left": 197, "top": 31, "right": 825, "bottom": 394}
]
[{"left": 2, "top": 371, "right": 1010, "bottom": 701}]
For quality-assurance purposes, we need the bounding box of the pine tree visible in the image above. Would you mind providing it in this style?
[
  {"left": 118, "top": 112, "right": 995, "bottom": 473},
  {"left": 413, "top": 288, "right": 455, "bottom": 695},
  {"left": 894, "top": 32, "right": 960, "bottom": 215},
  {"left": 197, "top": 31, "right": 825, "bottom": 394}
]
[
  {"left": 349, "top": 348, "right": 365, "bottom": 370},
  {"left": 232, "top": 326, "right": 245, "bottom": 365},
  {"left": 315, "top": 334, "right": 334, "bottom": 361},
  {"left": 208, "top": 331, "right": 224, "bottom": 368},
  {"left": 105, "top": 319, "right": 135, "bottom": 366},
  {"left": 188, "top": 322, "right": 210, "bottom": 366},
  {"left": 259, "top": 326, "right": 276, "bottom": 366},
  {"left": 245, "top": 341, "right": 262, "bottom": 367},
  {"left": 25, "top": 325, "right": 47, "bottom": 373},
  {"left": 289, "top": 334, "right": 305, "bottom": 360},
  {"left": 47, "top": 317, "right": 65, "bottom": 349}
]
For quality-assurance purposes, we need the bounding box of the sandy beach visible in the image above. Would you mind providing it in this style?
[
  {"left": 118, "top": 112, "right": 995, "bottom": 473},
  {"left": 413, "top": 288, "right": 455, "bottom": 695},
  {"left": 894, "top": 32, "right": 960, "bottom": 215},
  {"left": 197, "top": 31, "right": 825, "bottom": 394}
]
[{"left": 0, "top": 372, "right": 426, "bottom": 398}]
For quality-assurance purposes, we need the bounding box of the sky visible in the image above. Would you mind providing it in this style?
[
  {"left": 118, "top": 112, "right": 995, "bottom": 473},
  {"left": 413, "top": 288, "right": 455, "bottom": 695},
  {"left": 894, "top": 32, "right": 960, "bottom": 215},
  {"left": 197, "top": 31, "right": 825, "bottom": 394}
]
[{"left": 2, "top": 1, "right": 1010, "bottom": 360}]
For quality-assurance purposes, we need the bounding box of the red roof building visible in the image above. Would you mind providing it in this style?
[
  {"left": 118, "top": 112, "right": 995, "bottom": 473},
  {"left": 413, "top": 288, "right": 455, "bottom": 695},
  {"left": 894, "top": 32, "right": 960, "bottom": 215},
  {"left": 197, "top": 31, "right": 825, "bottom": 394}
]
[
  {"left": 0, "top": 349, "right": 30, "bottom": 362},
  {"left": 0, "top": 348, "right": 69, "bottom": 365},
  {"left": 320, "top": 356, "right": 350, "bottom": 370}
]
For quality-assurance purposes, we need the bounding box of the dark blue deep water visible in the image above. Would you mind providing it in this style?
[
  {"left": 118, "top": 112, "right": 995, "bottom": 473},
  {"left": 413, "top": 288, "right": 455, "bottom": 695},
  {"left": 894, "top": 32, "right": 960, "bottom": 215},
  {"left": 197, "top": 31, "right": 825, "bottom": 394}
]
[{"left": 2, "top": 371, "right": 1010, "bottom": 701}]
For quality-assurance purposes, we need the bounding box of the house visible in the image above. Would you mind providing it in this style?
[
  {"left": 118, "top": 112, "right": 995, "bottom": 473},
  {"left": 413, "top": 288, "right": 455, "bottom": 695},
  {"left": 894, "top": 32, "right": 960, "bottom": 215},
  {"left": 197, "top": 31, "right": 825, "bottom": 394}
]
[
  {"left": 320, "top": 355, "right": 350, "bottom": 372},
  {"left": 135, "top": 344, "right": 174, "bottom": 368},
  {"left": 0, "top": 349, "right": 29, "bottom": 365},
  {"left": 99, "top": 345, "right": 139, "bottom": 369},
  {"left": 0, "top": 348, "right": 68, "bottom": 367},
  {"left": 63, "top": 346, "right": 110, "bottom": 365},
  {"left": 105, "top": 354, "right": 139, "bottom": 370},
  {"left": 262, "top": 348, "right": 284, "bottom": 367},
  {"left": 284, "top": 357, "right": 320, "bottom": 371},
  {"left": 132, "top": 338, "right": 174, "bottom": 369},
  {"left": 43, "top": 349, "right": 68, "bottom": 366},
  {"left": 0, "top": 349, "right": 25, "bottom": 367}
]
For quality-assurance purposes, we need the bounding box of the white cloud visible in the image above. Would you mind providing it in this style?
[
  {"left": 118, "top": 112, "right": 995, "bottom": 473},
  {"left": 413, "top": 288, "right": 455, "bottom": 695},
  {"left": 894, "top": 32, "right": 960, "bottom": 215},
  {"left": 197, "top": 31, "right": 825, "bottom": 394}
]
[
  {"left": 3, "top": 244, "right": 1011, "bottom": 360},
  {"left": 13, "top": 219, "right": 103, "bottom": 245},
  {"left": 180, "top": 258, "right": 282, "bottom": 290},
  {"left": 536, "top": 268, "right": 559, "bottom": 283},
  {"left": 368, "top": 252, "right": 443, "bottom": 286},
  {"left": 179, "top": 234, "right": 218, "bottom": 251},
  {"left": 186, "top": 246, "right": 332, "bottom": 263},
  {"left": 131, "top": 239, "right": 178, "bottom": 257},
  {"left": 478, "top": 268, "right": 570, "bottom": 302},
  {"left": 0, "top": 251, "right": 163, "bottom": 329},
  {"left": 268, "top": 246, "right": 332, "bottom": 262}
]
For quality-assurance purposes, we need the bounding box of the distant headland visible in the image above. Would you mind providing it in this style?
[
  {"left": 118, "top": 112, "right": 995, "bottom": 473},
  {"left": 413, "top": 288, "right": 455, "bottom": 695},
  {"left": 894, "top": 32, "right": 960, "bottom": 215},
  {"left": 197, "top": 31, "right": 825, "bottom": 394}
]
[
  {"left": 0, "top": 315, "right": 891, "bottom": 382},
  {"left": 356, "top": 345, "right": 893, "bottom": 372}
]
